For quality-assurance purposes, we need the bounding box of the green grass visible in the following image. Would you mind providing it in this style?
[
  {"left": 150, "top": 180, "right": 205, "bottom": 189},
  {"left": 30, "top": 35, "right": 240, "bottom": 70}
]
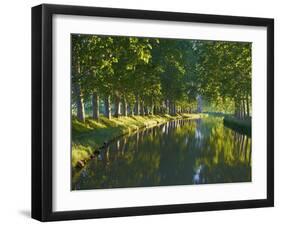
[
  {"left": 223, "top": 116, "right": 251, "bottom": 136},
  {"left": 72, "top": 113, "right": 205, "bottom": 168}
]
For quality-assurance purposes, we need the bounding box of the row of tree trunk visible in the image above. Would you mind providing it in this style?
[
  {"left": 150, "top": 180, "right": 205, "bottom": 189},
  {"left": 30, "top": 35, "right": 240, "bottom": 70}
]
[
  {"left": 234, "top": 95, "right": 251, "bottom": 119},
  {"left": 74, "top": 91, "right": 194, "bottom": 122}
]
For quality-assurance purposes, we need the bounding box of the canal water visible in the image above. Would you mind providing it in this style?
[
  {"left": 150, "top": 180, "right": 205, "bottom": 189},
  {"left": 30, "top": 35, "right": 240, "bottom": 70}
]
[{"left": 72, "top": 117, "right": 251, "bottom": 190}]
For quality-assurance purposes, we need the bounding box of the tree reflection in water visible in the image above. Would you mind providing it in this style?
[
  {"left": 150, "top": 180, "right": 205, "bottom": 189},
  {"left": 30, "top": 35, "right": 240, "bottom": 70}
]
[{"left": 72, "top": 117, "right": 251, "bottom": 190}]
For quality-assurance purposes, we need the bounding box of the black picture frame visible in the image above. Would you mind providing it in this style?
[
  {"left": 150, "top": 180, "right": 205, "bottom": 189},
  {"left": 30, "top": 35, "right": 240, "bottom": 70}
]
[{"left": 32, "top": 3, "right": 274, "bottom": 222}]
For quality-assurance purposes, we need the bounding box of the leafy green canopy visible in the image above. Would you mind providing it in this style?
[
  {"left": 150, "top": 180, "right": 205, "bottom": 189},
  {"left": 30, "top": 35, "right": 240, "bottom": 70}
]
[{"left": 71, "top": 34, "right": 252, "bottom": 116}]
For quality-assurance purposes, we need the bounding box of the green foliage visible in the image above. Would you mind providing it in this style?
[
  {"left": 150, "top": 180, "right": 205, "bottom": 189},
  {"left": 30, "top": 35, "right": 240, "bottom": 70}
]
[
  {"left": 71, "top": 34, "right": 252, "bottom": 121},
  {"left": 195, "top": 41, "right": 252, "bottom": 115},
  {"left": 223, "top": 116, "right": 251, "bottom": 136}
]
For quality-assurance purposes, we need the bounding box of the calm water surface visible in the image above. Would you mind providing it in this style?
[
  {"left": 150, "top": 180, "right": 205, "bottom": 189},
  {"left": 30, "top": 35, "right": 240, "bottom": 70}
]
[{"left": 72, "top": 117, "right": 251, "bottom": 190}]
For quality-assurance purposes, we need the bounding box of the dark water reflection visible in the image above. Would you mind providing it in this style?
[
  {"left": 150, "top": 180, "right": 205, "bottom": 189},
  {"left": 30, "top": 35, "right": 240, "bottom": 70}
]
[{"left": 72, "top": 117, "right": 251, "bottom": 190}]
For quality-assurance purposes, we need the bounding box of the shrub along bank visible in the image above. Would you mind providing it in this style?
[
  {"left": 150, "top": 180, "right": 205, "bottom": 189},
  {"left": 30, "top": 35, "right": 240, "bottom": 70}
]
[{"left": 223, "top": 116, "right": 251, "bottom": 136}]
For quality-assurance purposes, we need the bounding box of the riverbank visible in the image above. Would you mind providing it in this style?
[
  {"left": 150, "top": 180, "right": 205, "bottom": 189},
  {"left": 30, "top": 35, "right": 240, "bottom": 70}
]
[
  {"left": 72, "top": 113, "right": 205, "bottom": 168},
  {"left": 223, "top": 116, "right": 251, "bottom": 136}
]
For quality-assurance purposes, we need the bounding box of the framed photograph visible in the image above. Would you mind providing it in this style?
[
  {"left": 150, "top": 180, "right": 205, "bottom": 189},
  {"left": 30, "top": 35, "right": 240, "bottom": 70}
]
[{"left": 32, "top": 4, "right": 274, "bottom": 221}]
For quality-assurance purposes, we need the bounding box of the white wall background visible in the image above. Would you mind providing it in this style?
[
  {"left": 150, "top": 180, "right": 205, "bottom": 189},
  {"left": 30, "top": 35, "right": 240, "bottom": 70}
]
[{"left": 0, "top": 0, "right": 279, "bottom": 225}]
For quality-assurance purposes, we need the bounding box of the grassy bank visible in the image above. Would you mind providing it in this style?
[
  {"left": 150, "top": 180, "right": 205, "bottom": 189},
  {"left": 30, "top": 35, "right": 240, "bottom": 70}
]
[
  {"left": 72, "top": 113, "right": 205, "bottom": 168},
  {"left": 223, "top": 116, "right": 251, "bottom": 136}
]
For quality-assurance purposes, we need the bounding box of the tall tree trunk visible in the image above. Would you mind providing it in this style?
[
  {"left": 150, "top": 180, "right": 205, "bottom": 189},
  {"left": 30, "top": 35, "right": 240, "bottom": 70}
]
[
  {"left": 165, "top": 99, "right": 169, "bottom": 114},
  {"left": 130, "top": 105, "right": 134, "bottom": 116},
  {"left": 114, "top": 96, "right": 121, "bottom": 117},
  {"left": 144, "top": 106, "right": 147, "bottom": 115},
  {"left": 74, "top": 82, "right": 85, "bottom": 122},
  {"left": 238, "top": 101, "right": 241, "bottom": 119},
  {"left": 151, "top": 102, "right": 154, "bottom": 115},
  {"left": 235, "top": 100, "right": 241, "bottom": 119},
  {"left": 140, "top": 100, "right": 145, "bottom": 116},
  {"left": 169, "top": 100, "right": 172, "bottom": 115},
  {"left": 197, "top": 95, "right": 202, "bottom": 113},
  {"left": 154, "top": 106, "right": 158, "bottom": 115},
  {"left": 234, "top": 101, "right": 237, "bottom": 118},
  {"left": 161, "top": 101, "right": 166, "bottom": 114},
  {"left": 246, "top": 95, "right": 250, "bottom": 117},
  {"left": 169, "top": 101, "right": 176, "bottom": 115},
  {"left": 239, "top": 100, "right": 243, "bottom": 119},
  {"left": 92, "top": 91, "right": 99, "bottom": 120},
  {"left": 104, "top": 96, "right": 111, "bottom": 119},
  {"left": 240, "top": 99, "right": 243, "bottom": 119},
  {"left": 242, "top": 98, "right": 246, "bottom": 119},
  {"left": 122, "top": 97, "right": 128, "bottom": 117},
  {"left": 135, "top": 95, "right": 140, "bottom": 115}
]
